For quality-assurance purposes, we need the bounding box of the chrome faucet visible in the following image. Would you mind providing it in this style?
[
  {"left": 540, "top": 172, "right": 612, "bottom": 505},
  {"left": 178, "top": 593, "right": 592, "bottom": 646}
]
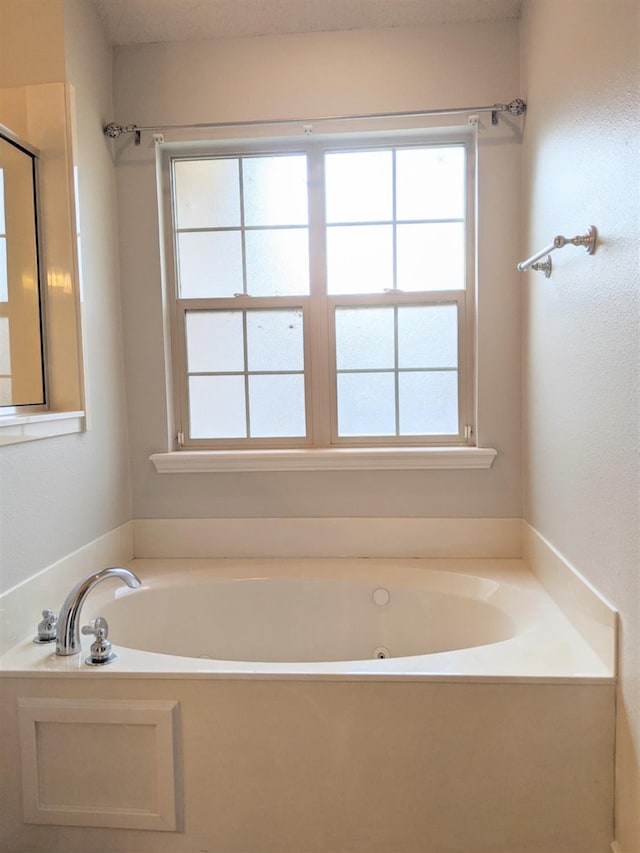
[{"left": 56, "top": 567, "right": 141, "bottom": 656}]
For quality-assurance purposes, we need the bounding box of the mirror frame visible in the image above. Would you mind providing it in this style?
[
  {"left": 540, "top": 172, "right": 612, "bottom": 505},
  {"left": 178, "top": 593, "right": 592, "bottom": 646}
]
[
  {"left": 0, "top": 121, "right": 47, "bottom": 413},
  {"left": 0, "top": 82, "right": 86, "bottom": 445}
]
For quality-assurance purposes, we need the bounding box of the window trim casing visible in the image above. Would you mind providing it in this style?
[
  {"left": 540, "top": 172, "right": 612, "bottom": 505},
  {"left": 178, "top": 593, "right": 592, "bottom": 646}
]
[{"left": 159, "top": 127, "right": 478, "bottom": 454}]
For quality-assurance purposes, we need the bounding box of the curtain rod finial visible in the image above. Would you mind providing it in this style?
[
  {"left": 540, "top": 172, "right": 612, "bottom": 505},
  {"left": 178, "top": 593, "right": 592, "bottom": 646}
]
[
  {"left": 507, "top": 98, "right": 527, "bottom": 116},
  {"left": 104, "top": 122, "right": 123, "bottom": 139},
  {"left": 103, "top": 123, "right": 140, "bottom": 144}
]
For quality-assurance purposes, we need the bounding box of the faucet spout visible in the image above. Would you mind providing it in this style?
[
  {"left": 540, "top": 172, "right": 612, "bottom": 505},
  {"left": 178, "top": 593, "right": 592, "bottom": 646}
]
[{"left": 56, "top": 567, "right": 141, "bottom": 656}]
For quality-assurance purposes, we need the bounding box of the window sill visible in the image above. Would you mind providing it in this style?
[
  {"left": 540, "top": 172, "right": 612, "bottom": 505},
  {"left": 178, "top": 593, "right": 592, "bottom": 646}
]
[
  {"left": 0, "top": 411, "right": 85, "bottom": 446},
  {"left": 149, "top": 446, "right": 497, "bottom": 473}
]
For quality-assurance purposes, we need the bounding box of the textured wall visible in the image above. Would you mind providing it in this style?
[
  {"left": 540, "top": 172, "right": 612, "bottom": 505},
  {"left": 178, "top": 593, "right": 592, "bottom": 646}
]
[
  {"left": 112, "top": 21, "right": 523, "bottom": 520},
  {"left": 520, "top": 2, "right": 640, "bottom": 849},
  {"left": 0, "top": 0, "right": 131, "bottom": 593}
]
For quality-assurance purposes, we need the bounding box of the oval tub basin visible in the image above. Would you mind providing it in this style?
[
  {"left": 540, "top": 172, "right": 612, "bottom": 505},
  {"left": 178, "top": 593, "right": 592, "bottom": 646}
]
[{"left": 94, "top": 568, "right": 515, "bottom": 663}]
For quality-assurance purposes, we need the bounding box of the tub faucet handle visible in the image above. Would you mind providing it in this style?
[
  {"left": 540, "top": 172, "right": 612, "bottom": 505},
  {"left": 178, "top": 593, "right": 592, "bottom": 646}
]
[
  {"left": 34, "top": 609, "right": 58, "bottom": 643},
  {"left": 81, "top": 617, "right": 117, "bottom": 666}
]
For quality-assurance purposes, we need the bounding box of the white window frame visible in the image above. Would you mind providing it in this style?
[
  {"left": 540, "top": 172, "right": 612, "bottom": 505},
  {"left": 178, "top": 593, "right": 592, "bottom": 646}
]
[{"left": 154, "top": 127, "right": 495, "bottom": 471}]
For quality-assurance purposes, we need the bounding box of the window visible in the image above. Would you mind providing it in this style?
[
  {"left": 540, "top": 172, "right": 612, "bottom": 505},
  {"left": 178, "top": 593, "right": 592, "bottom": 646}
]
[{"left": 165, "top": 132, "right": 474, "bottom": 452}]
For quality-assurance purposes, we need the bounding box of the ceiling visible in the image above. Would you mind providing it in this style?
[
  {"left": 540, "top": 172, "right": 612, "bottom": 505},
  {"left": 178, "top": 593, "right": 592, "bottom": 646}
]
[{"left": 91, "top": 0, "right": 522, "bottom": 46}]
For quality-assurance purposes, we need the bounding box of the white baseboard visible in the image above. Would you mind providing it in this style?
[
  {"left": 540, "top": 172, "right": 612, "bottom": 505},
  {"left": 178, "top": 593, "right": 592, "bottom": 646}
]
[
  {"left": 0, "top": 522, "right": 134, "bottom": 656},
  {"left": 522, "top": 522, "right": 617, "bottom": 673},
  {"left": 133, "top": 516, "right": 522, "bottom": 560}
]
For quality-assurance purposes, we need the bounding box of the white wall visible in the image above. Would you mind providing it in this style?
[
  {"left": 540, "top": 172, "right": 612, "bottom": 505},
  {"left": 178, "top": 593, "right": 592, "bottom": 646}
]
[
  {"left": 520, "top": 2, "right": 640, "bottom": 849},
  {"left": 113, "top": 21, "right": 523, "bottom": 520},
  {"left": 0, "top": 0, "right": 131, "bottom": 593}
]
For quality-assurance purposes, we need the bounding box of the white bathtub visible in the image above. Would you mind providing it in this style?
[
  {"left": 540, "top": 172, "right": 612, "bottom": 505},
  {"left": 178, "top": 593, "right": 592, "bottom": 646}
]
[
  {"left": 3, "top": 558, "right": 612, "bottom": 680},
  {"left": 0, "top": 558, "right": 616, "bottom": 853}
]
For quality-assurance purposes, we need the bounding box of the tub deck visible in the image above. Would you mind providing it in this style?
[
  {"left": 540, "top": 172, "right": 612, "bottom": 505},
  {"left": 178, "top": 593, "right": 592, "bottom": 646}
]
[{"left": 0, "top": 558, "right": 615, "bottom": 682}]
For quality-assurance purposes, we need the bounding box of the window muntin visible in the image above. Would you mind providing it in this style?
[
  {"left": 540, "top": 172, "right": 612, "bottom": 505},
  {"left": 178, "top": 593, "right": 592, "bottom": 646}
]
[{"left": 169, "top": 134, "right": 473, "bottom": 449}]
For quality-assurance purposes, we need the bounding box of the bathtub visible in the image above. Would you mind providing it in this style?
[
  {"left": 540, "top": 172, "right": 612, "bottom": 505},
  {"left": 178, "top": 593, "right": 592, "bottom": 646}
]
[
  {"left": 1, "top": 558, "right": 613, "bottom": 679},
  {"left": 0, "top": 558, "right": 616, "bottom": 853}
]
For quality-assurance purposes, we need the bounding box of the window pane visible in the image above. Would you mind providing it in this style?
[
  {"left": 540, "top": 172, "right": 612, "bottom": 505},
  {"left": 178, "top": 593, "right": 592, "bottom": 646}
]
[
  {"left": 396, "top": 146, "right": 465, "bottom": 221},
  {"left": 189, "top": 375, "right": 247, "bottom": 438},
  {"left": 398, "top": 371, "right": 458, "bottom": 435},
  {"left": 396, "top": 222, "right": 465, "bottom": 291},
  {"left": 186, "top": 311, "right": 244, "bottom": 373},
  {"left": 397, "top": 305, "right": 458, "bottom": 369},
  {"left": 174, "top": 159, "right": 240, "bottom": 229},
  {"left": 249, "top": 374, "right": 306, "bottom": 437},
  {"left": 335, "top": 307, "right": 394, "bottom": 370},
  {"left": 337, "top": 372, "right": 395, "bottom": 436},
  {"left": 327, "top": 225, "right": 393, "bottom": 294},
  {"left": 177, "top": 231, "right": 243, "bottom": 298},
  {"left": 245, "top": 228, "right": 309, "bottom": 296},
  {"left": 243, "top": 155, "right": 308, "bottom": 226},
  {"left": 325, "top": 150, "right": 393, "bottom": 223},
  {"left": 246, "top": 309, "right": 304, "bottom": 372}
]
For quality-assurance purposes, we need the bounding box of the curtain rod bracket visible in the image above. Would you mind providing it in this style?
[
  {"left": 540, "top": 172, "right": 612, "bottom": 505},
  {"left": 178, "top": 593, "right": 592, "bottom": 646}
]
[
  {"left": 553, "top": 225, "right": 597, "bottom": 255},
  {"left": 531, "top": 257, "right": 552, "bottom": 278}
]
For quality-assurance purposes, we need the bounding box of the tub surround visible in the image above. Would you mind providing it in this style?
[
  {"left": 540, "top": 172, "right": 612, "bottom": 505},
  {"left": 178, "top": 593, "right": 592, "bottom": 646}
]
[
  {"left": 132, "top": 516, "right": 523, "bottom": 560},
  {"left": 3, "top": 516, "right": 521, "bottom": 658},
  {"left": 0, "top": 522, "right": 134, "bottom": 656},
  {"left": 523, "top": 522, "right": 617, "bottom": 672},
  {"left": 0, "top": 517, "right": 615, "bottom": 673}
]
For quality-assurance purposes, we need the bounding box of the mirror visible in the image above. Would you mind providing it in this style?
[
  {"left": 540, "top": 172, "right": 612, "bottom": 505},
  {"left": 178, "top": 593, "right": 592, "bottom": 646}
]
[{"left": 0, "top": 126, "right": 45, "bottom": 408}]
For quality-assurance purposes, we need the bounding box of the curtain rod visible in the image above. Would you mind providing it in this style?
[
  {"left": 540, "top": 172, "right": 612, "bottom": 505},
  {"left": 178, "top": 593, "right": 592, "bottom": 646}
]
[{"left": 104, "top": 98, "right": 526, "bottom": 144}]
